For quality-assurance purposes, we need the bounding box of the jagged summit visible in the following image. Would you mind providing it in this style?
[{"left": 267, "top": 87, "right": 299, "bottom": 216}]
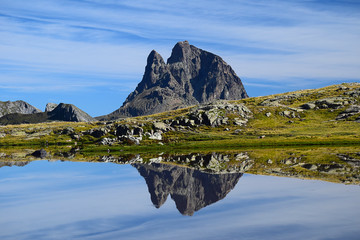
[{"left": 98, "top": 41, "right": 248, "bottom": 120}]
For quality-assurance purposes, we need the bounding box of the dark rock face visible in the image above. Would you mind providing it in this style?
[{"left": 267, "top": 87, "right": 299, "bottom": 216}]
[
  {"left": 100, "top": 41, "right": 248, "bottom": 120},
  {"left": 48, "top": 103, "right": 95, "bottom": 122},
  {"left": 0, "top": 100, "right": 41, "bottom": 118},
  {"left": 133, "top": 162, "right": 242, "bottom": 216}
]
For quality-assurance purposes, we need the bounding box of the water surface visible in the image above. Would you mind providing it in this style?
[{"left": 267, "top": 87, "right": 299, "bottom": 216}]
[{"left": 1, "top": 160, "right": 359, "bottom": 240}]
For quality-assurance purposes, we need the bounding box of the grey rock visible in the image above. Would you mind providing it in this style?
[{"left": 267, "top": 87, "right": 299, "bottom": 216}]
[
  {"left": 31, "top": 149, "right": 47, "bottom": 159},
  {"left": 45, "top": 103, "right": 58, "bottom": 112},
  {"left": 279, "top": 110, "right": 297, "bottom": 118},
  {"left": 98, "top": 41, "right": 248, "bottom": 120},
  {"left": 0, "top": 100, "right": 41, "bottom": 118},
  {"left": 265, "top": 112, "right": 272, "bottom": 117},
  {"left": 153, "top": 122, "right": 171, "bottom": 131},
  {"left": 315, "top": 97, "right": 349, "bottom": 109},
  {"left": 336, "top": 105, "right": 360, "bottom": 120},
  {"left": 148, "top": 131, "right": 162, "bottom": 140},
  {"left": 49, "top": 103, "right": 95, "bottom": 122},
  {"left": 301, "top": 103, "right": 316, "bottom": 110}
]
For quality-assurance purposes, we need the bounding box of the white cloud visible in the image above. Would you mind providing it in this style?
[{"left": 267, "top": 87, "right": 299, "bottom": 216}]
[{"left": 0, "top": 0, "right": 359, "bottom": 109}]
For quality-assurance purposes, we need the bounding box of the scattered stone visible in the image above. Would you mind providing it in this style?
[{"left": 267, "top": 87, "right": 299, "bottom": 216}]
[
  {"left": 265, "top": 112, "right": 272, "bottom": 117},
  {"left": 259, "top": 135, "right": 266, "bottom": 139},
  {"left": 336, "top": 105, "right": 360, "bottom": 121}
]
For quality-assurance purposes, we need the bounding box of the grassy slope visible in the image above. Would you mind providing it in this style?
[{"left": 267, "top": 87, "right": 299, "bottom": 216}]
[{"left": 0, "top": 83, "right": 359, "bottom": 151}]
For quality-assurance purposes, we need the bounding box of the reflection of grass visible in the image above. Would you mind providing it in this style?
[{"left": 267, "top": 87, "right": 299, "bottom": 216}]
[{"left": 1, "top": 145, "right": 359, "bottom": 185}]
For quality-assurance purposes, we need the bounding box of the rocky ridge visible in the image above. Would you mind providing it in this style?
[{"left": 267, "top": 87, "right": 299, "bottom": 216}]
[
  {"left": 0, "top": 100, "right": 41, "bottom": 118},
  {"left": 0, "top": 103, "right": 94, "bottom": 125},
  {"left": 99, "top": 41, "right": 248, "bottom": 120}
]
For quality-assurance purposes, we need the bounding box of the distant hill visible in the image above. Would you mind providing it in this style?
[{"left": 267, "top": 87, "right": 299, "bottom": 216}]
[
  {"left": 0, "top": 103, "right": 94, "bottom": 125},
  {"left": 0, "top": 100, "right": 41, "bottom": 118},
  {"left": 98, "top": 41, "right": 248, "bottom": 120}
]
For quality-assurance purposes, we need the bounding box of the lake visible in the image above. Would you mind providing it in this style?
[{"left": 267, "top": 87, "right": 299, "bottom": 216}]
[{"left": 1, "top": 159, "right": 360, "bottom": 240}]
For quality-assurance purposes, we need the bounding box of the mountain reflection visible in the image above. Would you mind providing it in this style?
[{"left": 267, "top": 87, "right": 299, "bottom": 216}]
[{"left": 133, "top": 162, "right": 243, "bottom": 216}]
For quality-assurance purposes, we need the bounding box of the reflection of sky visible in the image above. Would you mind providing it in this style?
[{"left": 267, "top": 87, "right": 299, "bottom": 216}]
[{"left": 0, "top": 161, "right": 360, "bottom": 240}]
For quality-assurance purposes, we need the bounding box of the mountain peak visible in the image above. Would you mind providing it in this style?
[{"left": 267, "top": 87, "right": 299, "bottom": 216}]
[
  {"left": 167, "top": 40, "right": 192, "bottom": 64},
  {"left": 99, "top": 41, "right": 248, "bottom": 120}
]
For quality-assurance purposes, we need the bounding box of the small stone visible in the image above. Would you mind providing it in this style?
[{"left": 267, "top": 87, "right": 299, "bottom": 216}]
[{"left": 265, "top": 112, "right": 271, "bottom": 117}]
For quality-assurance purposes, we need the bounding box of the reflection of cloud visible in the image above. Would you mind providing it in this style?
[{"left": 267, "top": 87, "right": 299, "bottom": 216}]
[{"left": 1, "top": 161, "right": 360, "bottom": 240}]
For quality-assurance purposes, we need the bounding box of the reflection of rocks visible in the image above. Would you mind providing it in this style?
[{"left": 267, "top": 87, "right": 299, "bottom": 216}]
[
  {"left": 114, "top": 152, "right": 253, "bottom": 174},
  {"left": 133, "top": 162, "right": 243, "bottom": 216},
  {"left": 0, "top": 160, "right": 30, "bottom": 168},
  {"left": 337, "top": 153, "right": 360, "bottom": 168}
]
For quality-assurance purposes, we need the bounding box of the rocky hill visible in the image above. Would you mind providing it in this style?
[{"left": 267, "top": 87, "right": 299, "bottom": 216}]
[
  {"left": 0, "top": 103, "right": 94, "bottom": 125},
  {"left": 98, "top": 41, "right": 248, "bottom": 120},
  {"left": 0, "top": 100, "right": 41, "bottom": 118}
]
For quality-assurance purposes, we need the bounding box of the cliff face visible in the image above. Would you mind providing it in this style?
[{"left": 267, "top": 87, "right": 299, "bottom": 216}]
[
  {"left": 133, "top": 162, "right": 242, "bottom": 216},
  {"left": 48, "top": 103, "right": 95, "bottom": 122},
  {"left": 100, "top": 41, "right": 248, "bottom": 120},
  {"left": 0, "top": 100, "right": 41, "bottom": 118}
]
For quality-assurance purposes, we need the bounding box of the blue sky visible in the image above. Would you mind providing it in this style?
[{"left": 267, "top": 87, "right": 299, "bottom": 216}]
[{"left": 0, "top": 0, "right": 359, "bottom": 117}]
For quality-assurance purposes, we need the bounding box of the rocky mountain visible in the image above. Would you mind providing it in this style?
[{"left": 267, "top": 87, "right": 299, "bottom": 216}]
[
  {"left": 0, "top": 103, "right": 95, "bottom": 125},
  {"left": 0, "top": 100, "right": 41, "bottom": 118},
  {"left": 133, "top": 162, "right": 242, "bottom": 216},
  {"left": 49, "top": 103, "right": 94, "bottom": 122},
  {"left": 99, "top": 41, "right": 248, "bottom": 120}
]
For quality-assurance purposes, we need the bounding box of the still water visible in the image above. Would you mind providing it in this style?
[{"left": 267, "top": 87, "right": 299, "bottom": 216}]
[{"left": 1, "top": 160, "right": 360, "bottom": 240}]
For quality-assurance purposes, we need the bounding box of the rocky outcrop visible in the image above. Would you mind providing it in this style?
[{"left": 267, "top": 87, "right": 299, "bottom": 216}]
[
  {"left": 0, "top": 100, "right": 41, "bottom": 118},
  {"left": 45, "top": 103, "right": 58, "bottom": 112},
  {"left": 0, "top": 103, "right": 94, "bottom": 125},
  {"left": 133, "top": 162, "right": 243, "bottom": 215},
  {"left": 99, "top": 41, "right": 248, "bottom": 120},
  {"left": 48, "top": 103, "right": 95, "bottom": 122},
  {"left": 336, "top": 105, "right": 360, "bottom": 121}
]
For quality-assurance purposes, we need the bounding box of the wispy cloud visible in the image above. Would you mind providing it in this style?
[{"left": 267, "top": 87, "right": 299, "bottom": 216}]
[{"left": 0, "top": 0, "right": 359, "bottom": 114}]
